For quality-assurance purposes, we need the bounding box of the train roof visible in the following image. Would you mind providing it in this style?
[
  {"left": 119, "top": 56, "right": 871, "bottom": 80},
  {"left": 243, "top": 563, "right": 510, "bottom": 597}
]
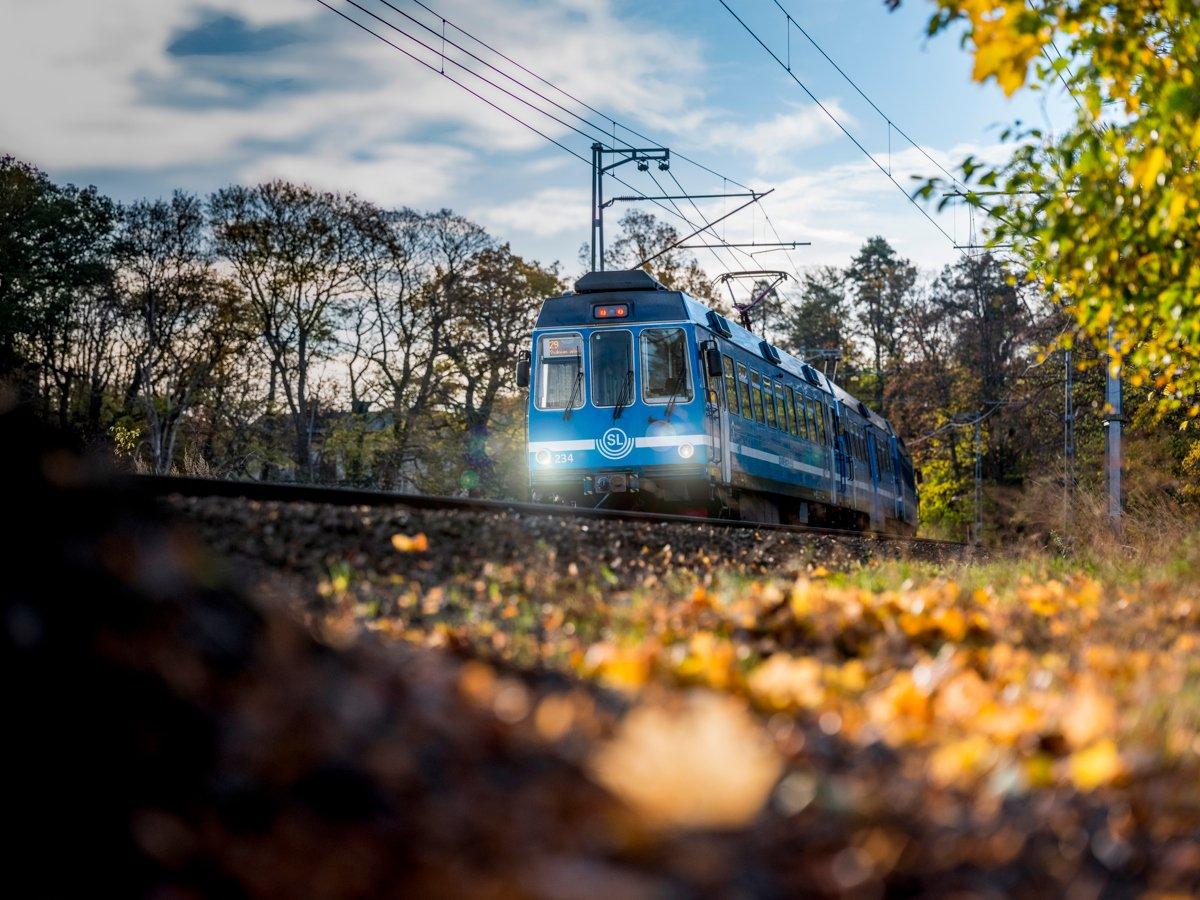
[{"left": 537, "top": 270, "right": 894, "bottom": 436}]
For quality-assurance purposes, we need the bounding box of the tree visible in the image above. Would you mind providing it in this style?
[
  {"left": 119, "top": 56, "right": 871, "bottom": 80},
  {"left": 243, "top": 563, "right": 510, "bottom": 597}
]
[
  {"left": 846, "top": 236, "right": 917, "bottom": 409},
  {"left": 774, "top": 266, "right": 851, "bottom": 365},
  {"left": 0, "top": 157, "right": 117, "bottom": 397},
  {"left": 209, "top": 181, "right": 366, "bottom": 480},
  {"left": 117, "top": 193, "right": 247, "bottom": 473},
  {"left": 350, "top": 209, "right": 491, "bottom": 489},
  {"left": 445, "top": 245, "right": 561, "bottom": 495},
  {"left": 908, "top": 0, "right": 1200, "bottom": 416}
]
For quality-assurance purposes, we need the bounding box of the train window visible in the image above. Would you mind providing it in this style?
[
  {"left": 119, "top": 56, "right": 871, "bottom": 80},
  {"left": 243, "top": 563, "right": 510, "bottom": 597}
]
[
  {"left": 737, "top": 363, "right": 753, "bottom": 417},
  {"left": 785, "top": 386, "right": 797, "bottom": 435},
  {"left": 763, "top": 377, "right": 777, "bottom": 428},
  {"left": 804, "top": 397, "right": 816, "bottom": 440},
  {"left": 749, "top": 370, "right": 766, "bottom": 424},
  {"left": 723, "top": 355, "right": 738, "bottom": 416},
  {"left": 795, "top": 392, "right": 808, "bottom": 440},
  {"left": 816, "top": 402, "right": 827, "bottom": 445},
  {"left": 775, "top": 384, "right": 788, "bottom": 431},
  {"left": 640, "top": 327, "right": 692, "bottom": 405},
  {"left": 590, "top": 330, "right": 634, "bottom": 408},
  {"left": 536, "top": 333, "right": 585, "bottom": 410}
]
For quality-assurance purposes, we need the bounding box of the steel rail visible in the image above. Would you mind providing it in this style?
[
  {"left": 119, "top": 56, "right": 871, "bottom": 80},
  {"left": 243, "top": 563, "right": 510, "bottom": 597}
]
[{"left": 129, "top": 474, "right": 968, "bottom": 550}]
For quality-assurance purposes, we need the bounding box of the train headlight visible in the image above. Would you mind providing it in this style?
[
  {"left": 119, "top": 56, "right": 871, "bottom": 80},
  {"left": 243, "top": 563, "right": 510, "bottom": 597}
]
[
  {"left": 677, "top": 442, "right": 695, "bottom": 459},
  {"left": 535, "top": 448, "right": 552, "bottom": 466}
]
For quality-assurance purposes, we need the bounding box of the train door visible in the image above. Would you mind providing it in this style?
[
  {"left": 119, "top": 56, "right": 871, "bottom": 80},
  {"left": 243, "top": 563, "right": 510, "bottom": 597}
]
[
  {"left": 888, "top": 435, "right": 904, "bottom": 520},
  {"left": 866, "top": 433, "right": 884, "bottom": 530},
  {"left": 701, "top": 339, "right": 731, "bottom": 485},
  {"left": 832, "top": 403, "right": 851, "bottom": 509}
]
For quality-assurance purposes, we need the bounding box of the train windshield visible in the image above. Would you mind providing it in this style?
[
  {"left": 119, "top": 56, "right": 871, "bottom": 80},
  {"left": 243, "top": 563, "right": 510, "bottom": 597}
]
[
  {"left": 590, "top": 330, "right": 634, "bottom": 407},
  {"left": 640, "top": 327, "right": 692, "bottom": 404},
  {"left": 536, "top": 333, "right": 584, "bottom": 410}
]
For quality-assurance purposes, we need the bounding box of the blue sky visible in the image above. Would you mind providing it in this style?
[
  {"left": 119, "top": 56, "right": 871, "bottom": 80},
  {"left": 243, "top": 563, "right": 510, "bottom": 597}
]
[{"left": 0, "top": 0, "right": 1072, "bottom": 275}]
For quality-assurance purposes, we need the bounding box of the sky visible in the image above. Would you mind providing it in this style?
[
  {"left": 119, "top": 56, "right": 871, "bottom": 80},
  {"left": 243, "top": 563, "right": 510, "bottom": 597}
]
[{"left": 0, "top": 0, "right": 1074, "bottom": 279}]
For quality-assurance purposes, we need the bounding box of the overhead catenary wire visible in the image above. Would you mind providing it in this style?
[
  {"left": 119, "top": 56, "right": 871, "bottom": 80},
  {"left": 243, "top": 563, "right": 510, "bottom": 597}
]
[
  {"left": 342, "top": 0, "right": 765, "bottom": 274},
  {"left": 769, "top": 0, "right": 967, "bottom": 192},
  {"left": 717, "top": 0, "right": 958, "bottom": 249},
  {"left": 394, "top": 0, "right": 800, "bottom": 287},
  {"left": 318, "top": 0, "right": 757, "bottom": 269},
  {"left": 314, "top": 0, "right": 589, "bottom": 162},
  {"left": 405, "top": 0, "right": 756, "bottom": 192}
]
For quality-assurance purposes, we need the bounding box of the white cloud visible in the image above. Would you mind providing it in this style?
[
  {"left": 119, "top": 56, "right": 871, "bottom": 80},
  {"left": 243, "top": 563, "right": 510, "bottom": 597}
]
[
  {"left": 0, "top": 0, "right": 705, "bottom": 200},
  {"left": 473, "top": 186, "right": 588, "bottom": 238},
  {"left": 671, "top": 141, "right": 1010, "bottom": 272},
  {"left": 705, "top": 102, "right": 854, "bottom": 175},
  {"left": 0, "top": 0, "right": 1016, "bottom": 273},
  {"left": 241, "top": 144, "right": 474, "bottom": 207}
]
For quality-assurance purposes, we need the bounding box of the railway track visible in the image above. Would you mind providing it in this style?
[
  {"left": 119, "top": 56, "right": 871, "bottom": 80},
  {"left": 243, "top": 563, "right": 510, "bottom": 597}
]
[{"left": 129, "top": 474, "right": 969, "bottom": 551}]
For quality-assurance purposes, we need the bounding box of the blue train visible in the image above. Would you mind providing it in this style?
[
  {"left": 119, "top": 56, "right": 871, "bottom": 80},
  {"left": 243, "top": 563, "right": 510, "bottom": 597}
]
[{"left": 515, "top": 269, "right": 918, "bottom": 533}]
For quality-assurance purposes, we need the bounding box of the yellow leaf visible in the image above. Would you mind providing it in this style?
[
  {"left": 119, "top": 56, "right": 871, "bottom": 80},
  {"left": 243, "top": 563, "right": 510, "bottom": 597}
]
[
  {"left": 1061, "top": 683, "right": 1117, "bottom": 749},
  {"left": 749, "top": 654, "right": 825, "bottom": 710},
  {"left": 1132, "top": 146, "right": 1166, "bottom": 192},
  {"left": 929, "top": 735, "right": 992, "bottom": 787},
  {"left": 590, "top": 692, "right": 783, "bottom": 830},
  {"left": 1068, "top": 739, "right": 1123, "bottom": 791},
  {"left": 391, "top": 532, "right": 429, "bottom": 553}
]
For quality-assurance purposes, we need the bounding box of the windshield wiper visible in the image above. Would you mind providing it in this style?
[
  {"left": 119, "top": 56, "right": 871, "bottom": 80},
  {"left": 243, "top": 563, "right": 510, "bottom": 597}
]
[
  {"left": 562, "top": 355, "right": 582, "bottom": 420},
  {"left": 662, "top": 369, "right": 688, "bottom": 421},
  {"left": 612, "top": 369, "right": 634, "bottom": 421}
]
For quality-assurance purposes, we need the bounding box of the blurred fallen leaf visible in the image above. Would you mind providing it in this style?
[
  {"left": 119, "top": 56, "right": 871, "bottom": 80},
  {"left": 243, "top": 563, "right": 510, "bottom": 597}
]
[
  {"left": 590, "top": 691, "right": 782, "bottom": 830},
  {"left": 391, "top": 532, "right": 429, "bottom": 553},
  {"left": 1068, "top": 739, "right": 1123, "bottom": 791}
]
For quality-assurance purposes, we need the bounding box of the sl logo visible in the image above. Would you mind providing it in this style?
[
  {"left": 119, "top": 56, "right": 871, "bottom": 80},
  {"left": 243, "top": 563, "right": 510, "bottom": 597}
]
[{"left": 596, "top": 427, "right": 633, "bottom": 460}]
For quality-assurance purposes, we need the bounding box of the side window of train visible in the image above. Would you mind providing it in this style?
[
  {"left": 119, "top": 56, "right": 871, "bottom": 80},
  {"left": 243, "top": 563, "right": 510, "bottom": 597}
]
[
  {"left": 785, "top": 386, "right": 797, "bottom": 435},
  {"left": 640, "top": 327, "right": 692, "bottom": 405},
  {"left": 749, "top": 370, "right": 766, "bottom": 424},
  {"left": 775, "top": 383, "right": 788, "bottom": 431},
  {"left": 723, "top": 355, "right": 738, "bottom": 416},
  {"left": 816, "top": 401, "right": 827, "bottom": 445},
  {"left": 806, "top": 397, "right": 818, "bottom": 441},
  {"left": 763, "top": 376, "right": 777, "bottom": 428},
  {"left": 737, "top": 363, "right": 753, "bottom": 417}
]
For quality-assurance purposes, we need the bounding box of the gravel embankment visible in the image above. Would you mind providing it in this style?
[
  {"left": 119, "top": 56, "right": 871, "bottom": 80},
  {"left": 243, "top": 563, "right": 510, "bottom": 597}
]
[{"left": 163, "top": 495, "right": 971, "bottom": 595}]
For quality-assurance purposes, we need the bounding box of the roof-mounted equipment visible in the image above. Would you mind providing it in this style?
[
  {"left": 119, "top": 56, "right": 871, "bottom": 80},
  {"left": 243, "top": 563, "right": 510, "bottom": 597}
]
[
  {"left": 574, "top": 269, "right": 667, "bottom": 294},
  {"left": 713, "top": 270, "right": 790, "bottom": 330},
  {"left": 706, "top": 310, "right": 733, "bottom": 338}
]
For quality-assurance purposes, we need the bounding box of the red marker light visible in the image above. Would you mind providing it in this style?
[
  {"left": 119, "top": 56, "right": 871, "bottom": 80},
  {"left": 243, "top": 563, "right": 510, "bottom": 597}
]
[{"left": 593, "top": 303, "right": 629, "bottom": 319}]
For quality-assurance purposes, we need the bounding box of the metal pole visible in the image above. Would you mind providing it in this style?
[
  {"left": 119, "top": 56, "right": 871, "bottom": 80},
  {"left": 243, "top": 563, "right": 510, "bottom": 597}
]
[
  {"left": 1105, "top": 326, "right": 1123, "bottom": 531},
  {"left": 1064, "top": 346, "right": 1075, "bottom": 528},
  {"left": 590, "top": 143, "right": 601, "bottom": 272},
  {"left": 597, "top": 149, "right": 606, "bottom": 271},
  {"left": 973, "top": 419, "right": 983, "bottom": 546}
]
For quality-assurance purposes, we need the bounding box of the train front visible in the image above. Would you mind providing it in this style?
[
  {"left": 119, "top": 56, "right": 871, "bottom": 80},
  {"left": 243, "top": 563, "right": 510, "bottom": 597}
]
[{"left": 518, "top": 270, "right": 716, "bottom": 512}]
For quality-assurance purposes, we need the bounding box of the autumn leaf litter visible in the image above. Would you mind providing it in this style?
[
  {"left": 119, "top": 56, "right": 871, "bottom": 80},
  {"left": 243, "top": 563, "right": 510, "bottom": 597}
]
[{"left": 164, "top": 493, "right": 1200, "bottom": 894}]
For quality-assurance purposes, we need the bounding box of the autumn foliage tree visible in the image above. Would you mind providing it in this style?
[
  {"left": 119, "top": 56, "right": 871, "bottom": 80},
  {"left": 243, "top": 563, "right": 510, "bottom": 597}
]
[{"left": 910, "top": 0, "right": 1200, "bottom": 417}]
